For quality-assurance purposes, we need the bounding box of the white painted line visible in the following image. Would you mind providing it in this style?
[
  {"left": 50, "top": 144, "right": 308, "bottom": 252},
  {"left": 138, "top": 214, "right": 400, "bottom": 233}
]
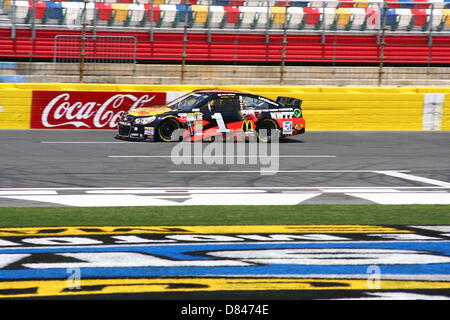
[
  {"left": 320, "top": 188, "right": 400, "bottom": 193},
  {"left": 347, "top": 192, "right": 450, "bottom": 205},
  {"left": 41, "top": 141, "right": 129, "bottom": 144},
  {"left": 375, "top": 171, "right": 450, "bottom": 187},
  {"left": 86, "top": 189, "right": 267, "bottom": 194},
  {"left": 169, "top": 170, "right": 412, "bottom": 174},
  {"left": 0, "top": 195, "right": 183, "bottom": 207},
  {"left": 181, "top": 193, "right": 321, "bottom": 205},
  {"left": 0, "top": 193, "right": 321, "bottom": 207},
  {"left": 0, "top": 191, "right": 57, "bottom": 195},
  {"left": 0, "top": 185, "right": 448, "bottom": 191},
  {"left": 109, "top": 155, "right": 337, "bottom": 158},
  {"left": 411, "top": 226, "right": 450, "bottom": 233}
]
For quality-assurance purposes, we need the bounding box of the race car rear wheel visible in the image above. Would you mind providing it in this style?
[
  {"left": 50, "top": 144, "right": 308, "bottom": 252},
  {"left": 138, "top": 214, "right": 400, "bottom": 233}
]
[
  {"left": 157, "top": 118, "right": 181, "bottom": 142},
  {"left": 257, "top": 119, "right": 280, "bottom": 143}
]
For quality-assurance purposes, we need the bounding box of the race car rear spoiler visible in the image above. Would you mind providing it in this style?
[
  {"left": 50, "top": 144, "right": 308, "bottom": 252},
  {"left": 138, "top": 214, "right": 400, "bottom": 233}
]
[{"left": 276, "top": 97, "right": 303, "bottom": 109}]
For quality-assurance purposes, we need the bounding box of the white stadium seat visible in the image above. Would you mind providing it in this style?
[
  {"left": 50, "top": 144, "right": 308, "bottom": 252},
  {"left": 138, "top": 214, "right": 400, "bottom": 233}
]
[
  {"left": 239, "top": 6, "right": 258, "bottom": 28},
  {"left": 208, "top": 5, "right": 225, "bottom": 27},
  {"left": 62, "top": 2, "right": 83, "bottom": 26},
  {"left": 396, "top": 8, "right": 413, "bottom": 30},
  {"left": 128, "top": 4, "right": 146, "bottom": 26},
  {"left": 14, "top": 1, "right": 29, "bottom": 22},
  {"left": 349, "top": 8, "right": 367, "bottom": 29},
  {"left": 287, "top": 7, "right": 304, "bottom": 28}
]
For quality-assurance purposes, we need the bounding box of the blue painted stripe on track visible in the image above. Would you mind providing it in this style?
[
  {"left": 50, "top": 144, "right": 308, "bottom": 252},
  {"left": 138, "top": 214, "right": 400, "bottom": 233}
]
[{"left": 0, "top": 264, "right": 450, "bottom": 281}]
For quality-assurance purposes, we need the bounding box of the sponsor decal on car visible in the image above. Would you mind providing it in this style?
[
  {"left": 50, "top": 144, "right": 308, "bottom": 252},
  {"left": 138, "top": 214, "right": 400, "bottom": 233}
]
[
  {"left": 128, "top": 106, "right": 171, "bottom": 117},
  {"left": 144, "top": 127, "right": 155, "bottom": 136},
  {"left": 0, "top": 225, "right": 449, "bottom": 299},
  {"left": 270, "top": 111, "right": 294, "bottom": 119},
  {"left": 282, "top": 121, "right": 293, "bottom": 135},
  {"left": 241, "top": 119, "right": 255, "bottom": 133}
]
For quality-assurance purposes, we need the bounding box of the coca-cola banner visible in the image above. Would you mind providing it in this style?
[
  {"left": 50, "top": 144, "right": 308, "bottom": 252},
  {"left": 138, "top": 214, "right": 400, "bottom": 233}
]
[{"left": 31, "top": 91, "right": 167, "bottom": 129}]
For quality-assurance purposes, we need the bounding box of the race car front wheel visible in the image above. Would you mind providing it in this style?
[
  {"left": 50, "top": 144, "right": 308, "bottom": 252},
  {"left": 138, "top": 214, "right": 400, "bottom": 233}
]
[
  {"left": 157, "top": 118, "right": 181, "bottom": 142},
  {"left": 257, "top": 119, "right": 280, "bottom": 143}
]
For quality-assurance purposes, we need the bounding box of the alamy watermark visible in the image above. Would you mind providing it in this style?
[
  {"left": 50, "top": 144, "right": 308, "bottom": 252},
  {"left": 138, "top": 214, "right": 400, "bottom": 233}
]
[
  {"left": 170, "top": 129, "right": 280, "bottom": 175},
  {"left": 367, "top": 265, "right": 381, "bottom": 289},
  {"left": 66, "top": 267, "right": 81, "bottom": 290}
]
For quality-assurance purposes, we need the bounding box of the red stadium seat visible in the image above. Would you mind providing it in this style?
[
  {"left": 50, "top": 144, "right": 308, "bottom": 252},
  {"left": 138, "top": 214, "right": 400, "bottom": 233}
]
[
  {"left": 277, "top": 1, "right": 292, "bottom": 6},
  {"left": 338, "top": 0, "right": 354, "bottom": 8},
  {"left": 230, "top": 0, "right": 245, "bottom": 6},
  {"left": 303, "top": 7, "right": 320, "bottom": 25},
  {"left": 414, "top": 0, "right": 430, "bottom": 9},
  {"left": 96, "top": 3, "right": 113, "bottom": 21},
  {"left": 144, "top": 4, "right": 161, "bottom": 23},
  {"left": 412, "top": 8, "right": 428, "bottom": 26},
  {"left": 28, "top": 1, "right": 46, "bottom": 20},
  {"left": 224, "top": 6, "right": 239, "bottom": 24},
  {"left": 386, "top": 0, "right": 400, "bottom": 8}
]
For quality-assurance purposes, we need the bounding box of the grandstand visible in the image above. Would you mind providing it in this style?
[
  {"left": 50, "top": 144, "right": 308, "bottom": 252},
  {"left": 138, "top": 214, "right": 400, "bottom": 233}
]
[{"left": 0, "top": 0, "right": 449, "bottom": 85}]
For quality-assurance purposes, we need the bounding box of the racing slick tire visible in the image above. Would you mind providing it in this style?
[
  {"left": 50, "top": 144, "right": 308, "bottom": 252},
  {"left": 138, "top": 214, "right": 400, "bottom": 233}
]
[
  {"left": 256, "top": 119, "right": 280, "bottom": 143},
  {"left": 157, "top": 118, "right": 182, "bottom": 142}
]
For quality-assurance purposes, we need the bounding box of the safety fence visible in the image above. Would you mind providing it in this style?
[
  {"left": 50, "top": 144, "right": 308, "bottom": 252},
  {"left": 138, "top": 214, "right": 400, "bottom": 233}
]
[
  {"left": 1, "top": 28, "right": 450, "bottom": 85},
  {"left": 0, "top": 83, "right": 448, "bottom": 130}
]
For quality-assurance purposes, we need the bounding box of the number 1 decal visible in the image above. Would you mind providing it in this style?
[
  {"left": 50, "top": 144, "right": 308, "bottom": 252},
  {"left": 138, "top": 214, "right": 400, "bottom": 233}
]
[{"left": 212, "top": 113, "right": 230, "bottom": 133}]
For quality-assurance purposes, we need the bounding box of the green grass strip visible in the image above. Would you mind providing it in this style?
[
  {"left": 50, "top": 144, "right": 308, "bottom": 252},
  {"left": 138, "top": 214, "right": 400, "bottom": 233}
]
[{"left": 0, "top": 205, "right": 449, "bottom": 227}]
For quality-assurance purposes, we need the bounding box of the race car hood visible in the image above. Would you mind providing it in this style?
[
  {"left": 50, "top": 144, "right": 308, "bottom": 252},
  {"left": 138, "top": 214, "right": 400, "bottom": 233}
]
[{"left": 128, "top": 106, "right": 172, "bottom": 117}]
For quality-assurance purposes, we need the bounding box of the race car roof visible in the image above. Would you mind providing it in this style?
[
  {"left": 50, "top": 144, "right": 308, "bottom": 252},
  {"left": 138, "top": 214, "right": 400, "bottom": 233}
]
[{"left": 193, "top": 89, "right": 248, "bottom": 95}]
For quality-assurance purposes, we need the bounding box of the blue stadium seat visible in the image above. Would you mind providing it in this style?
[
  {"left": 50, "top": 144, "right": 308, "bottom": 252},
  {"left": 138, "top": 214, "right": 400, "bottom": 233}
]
[
  {"left": 212, "top": 0, "right": 229, "bottom": 6},
  {"left": 383, "top": 8, "right": 399, "bottom": 29},
  {"left": 175, "top": 4, "right": 193, "bottom": 26},
  {"left": 398, "top": 0, "right": 415, "bottom": 8},
  {"left": 45, "top": 1, "right": 64, "bottom": 23},
  {"left": 291, "top": 1, "right": 309, "bottom": 7}
]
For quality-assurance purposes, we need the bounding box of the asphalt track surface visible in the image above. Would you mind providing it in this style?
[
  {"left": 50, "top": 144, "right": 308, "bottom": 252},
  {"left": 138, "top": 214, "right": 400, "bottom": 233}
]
[
  {"left": 1, "top": 130, "right": 450, "bottom": 303},
  {"left": 1, "top": 129, "right": 450, "bottom": 206}
]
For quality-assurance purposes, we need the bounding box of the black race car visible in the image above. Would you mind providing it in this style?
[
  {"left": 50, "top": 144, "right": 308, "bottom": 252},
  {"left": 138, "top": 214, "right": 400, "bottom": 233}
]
[{"left": 116, "top": 89, "right": 305, "bottom": 142}]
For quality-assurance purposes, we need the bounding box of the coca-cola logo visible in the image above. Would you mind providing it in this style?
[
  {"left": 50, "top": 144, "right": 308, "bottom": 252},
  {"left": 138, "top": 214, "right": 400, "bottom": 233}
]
[{"left": 31, "top": 91, "right": 167, "bottom": 129}]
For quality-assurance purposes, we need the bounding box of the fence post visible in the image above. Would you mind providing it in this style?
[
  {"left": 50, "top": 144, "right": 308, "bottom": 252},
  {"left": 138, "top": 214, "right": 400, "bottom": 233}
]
[
  {"left": 93, "top": 0, "right": 97, "bottom": 37},
  {"left": 207, "top": 0, "right": 211, "bottom": 43},
  {"left": 376, "top": 1, "right": 387, "bottom": 87},
  {"left": 378, "top": 27, "right": 386, "bottom": 87},
  {"left": 149, "top": 0, "right": 154, "bottom": 42},
  {"left": 79, "top": 0, "right": 88, "bottom": 83},
  {"left": 280, "top": 6, "right": 288, "bottom": 86},
  {"left": 11, "top": 0, "right": 16, "bottom": 39},
  {"left": 427, "top": 4, "right": 435, "bottom": 84},
  {"left": 29, "top": 0, "right": 36, "bottom": 62},
  {"left": 180, "top": 5, "right": 189, "bottom": 84},
  {"left": 265, "top": 3, "right": 270, "bottom": 45}
]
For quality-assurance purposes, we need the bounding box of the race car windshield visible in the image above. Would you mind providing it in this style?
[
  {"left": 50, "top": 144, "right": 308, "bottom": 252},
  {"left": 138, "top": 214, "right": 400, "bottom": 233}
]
[{"left": 168, "top": 93, "right": 209, "bottom": 111}]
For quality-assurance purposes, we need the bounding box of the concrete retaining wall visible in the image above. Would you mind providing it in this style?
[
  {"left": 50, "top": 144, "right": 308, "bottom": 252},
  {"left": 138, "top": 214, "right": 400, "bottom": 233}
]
[{"left": 0, "top": 83, "right": 448, "bottom": 131}]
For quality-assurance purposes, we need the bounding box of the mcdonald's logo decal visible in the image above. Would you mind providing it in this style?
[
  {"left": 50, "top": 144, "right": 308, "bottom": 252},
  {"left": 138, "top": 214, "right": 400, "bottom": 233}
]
[{"left": 241, "top": 119, "right": 255, "bottom": 131}]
